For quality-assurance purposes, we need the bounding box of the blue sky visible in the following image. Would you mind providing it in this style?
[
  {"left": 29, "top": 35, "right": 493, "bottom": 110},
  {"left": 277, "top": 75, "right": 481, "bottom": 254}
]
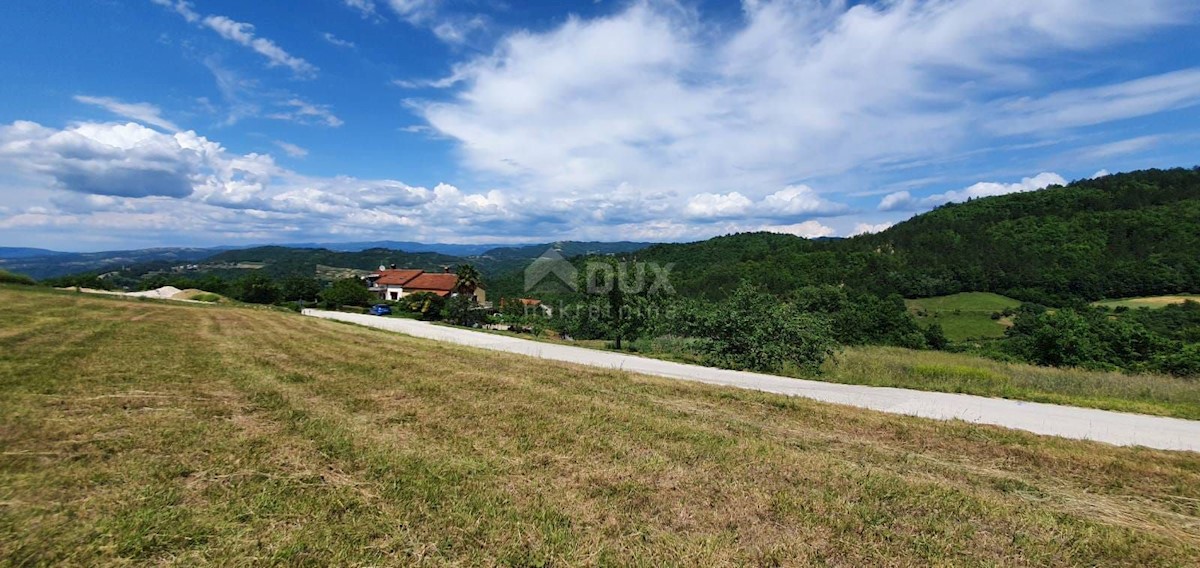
[{"left": 1, "top": 0, "right": 1199, "bottom": 250}]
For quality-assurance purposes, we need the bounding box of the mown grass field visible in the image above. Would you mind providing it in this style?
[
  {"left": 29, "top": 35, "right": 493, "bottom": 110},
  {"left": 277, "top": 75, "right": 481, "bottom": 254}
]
[
  {"left": 3, "top": 286, "right": 1200, "bottom": 566},
  {"left": 1093, "top": 294, "right": 1200, "bottom": 309},
  {"left": 906, "top": 292, "right": 1022, "bottom": 341}
]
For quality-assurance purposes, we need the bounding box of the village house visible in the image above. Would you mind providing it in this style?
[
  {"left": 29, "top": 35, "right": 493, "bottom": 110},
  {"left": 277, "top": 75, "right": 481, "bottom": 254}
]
[{"left": 365, "top": 265, "right": 486, "bottom": 304}]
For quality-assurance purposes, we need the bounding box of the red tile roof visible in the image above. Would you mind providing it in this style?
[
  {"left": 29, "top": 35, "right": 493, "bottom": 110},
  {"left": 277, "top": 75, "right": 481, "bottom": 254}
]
[
  {"left": 375, "top": 269, "right": 423, "bottom": 286},
  {"left": 404, "top": 273, "right": 459, "bottom": 293}
]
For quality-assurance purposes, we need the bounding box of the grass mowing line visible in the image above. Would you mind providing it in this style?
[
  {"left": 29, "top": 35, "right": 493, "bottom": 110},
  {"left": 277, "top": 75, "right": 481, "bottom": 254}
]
[{"left": 3, "top": 288, "right": 1200, "bottom": 565}]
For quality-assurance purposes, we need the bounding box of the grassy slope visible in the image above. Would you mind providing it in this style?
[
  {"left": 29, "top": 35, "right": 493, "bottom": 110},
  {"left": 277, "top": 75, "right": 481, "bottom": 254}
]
[
  {"left": 906, "top": 292, "right": 1022, "bottom": 341},
  {"left": 823, "top": 347, "right": 1200, "bottom": 420},
  {"left": 2, "top": 287, "right": 1200, "bottom": 566},
  {"left": 1094, "top": 295, "right": 1200, "bottom": 309}
]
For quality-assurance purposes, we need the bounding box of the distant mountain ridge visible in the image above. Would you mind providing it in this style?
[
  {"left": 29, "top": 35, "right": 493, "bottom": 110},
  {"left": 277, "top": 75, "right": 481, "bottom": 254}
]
[
  {"left": 6, "top": 240, "right": 659, "bottom": 281},
  {"left": 0, "top": 247, "right": 64, "bottom": 259}
]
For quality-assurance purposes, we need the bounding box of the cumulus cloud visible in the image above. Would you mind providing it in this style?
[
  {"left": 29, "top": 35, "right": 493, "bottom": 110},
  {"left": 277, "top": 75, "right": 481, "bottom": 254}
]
[
  {"left": 74, "top": 95, "right": 179, "bottom": 131},
  {"left": 0, "top": 121, "right": 209, "bottom": 198},
  {"left": 758, "top": 221, "right": 835, "bottom": 239},
  {"left": 849, "top": 222, "right": 893, "bottom": 236},
  {"left": 1091, "top": 169, "right": 1111, "bottom": 179},
  {"left": 685, "top": 184, "right": 849, "bottom": 221},
  {"left": 684, "top": 192, "right": 753, "bottom": 219},
  {"left": 760, "top": 185, "right": 848, "bottom": 218},
  {"left": 879, "top": 172, "right": 1067, "bottom": 212},
  {"left": 0, "top": 120, "right": 595, "bottom": 244},
  {"left": 417, "top": 0, "right": 1185, "bottom": 215}
]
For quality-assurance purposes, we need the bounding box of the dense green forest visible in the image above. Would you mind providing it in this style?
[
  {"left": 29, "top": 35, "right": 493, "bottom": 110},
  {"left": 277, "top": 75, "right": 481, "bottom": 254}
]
[{"left": 633, "top": 168, "right": 1200, "bottom": 304}]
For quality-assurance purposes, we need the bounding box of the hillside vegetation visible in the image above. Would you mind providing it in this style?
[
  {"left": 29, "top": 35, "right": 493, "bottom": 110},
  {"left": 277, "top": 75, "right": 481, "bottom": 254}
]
[
  {"left": 3, "top": 286, "right": 1200, "bottom": 565},
  {"left": 635, "top": 168, "right": 1200, "bottom": 304}
]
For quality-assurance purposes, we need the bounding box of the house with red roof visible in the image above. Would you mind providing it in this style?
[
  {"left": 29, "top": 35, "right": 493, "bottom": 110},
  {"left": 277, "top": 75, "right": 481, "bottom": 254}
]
[{"left": 365, "top": 266, "right": 486, "bottom": 303}]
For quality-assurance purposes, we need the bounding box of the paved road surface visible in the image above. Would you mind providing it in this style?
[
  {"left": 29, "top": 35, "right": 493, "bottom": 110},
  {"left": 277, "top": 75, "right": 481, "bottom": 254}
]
[{"left": 303, "top": 309, "right": 1200, "bottom": 452}]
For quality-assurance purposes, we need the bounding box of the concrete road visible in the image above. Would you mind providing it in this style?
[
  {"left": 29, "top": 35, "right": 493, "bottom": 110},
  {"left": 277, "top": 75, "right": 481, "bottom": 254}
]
[{"left": 303, "top": 309, "right": 1200, "bottom": 452}]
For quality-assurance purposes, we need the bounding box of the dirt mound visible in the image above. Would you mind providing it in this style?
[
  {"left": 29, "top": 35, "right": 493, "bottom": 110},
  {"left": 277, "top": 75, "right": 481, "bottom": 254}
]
[{"left": 126, "top": 286, "right": 182, "bottom": 299}]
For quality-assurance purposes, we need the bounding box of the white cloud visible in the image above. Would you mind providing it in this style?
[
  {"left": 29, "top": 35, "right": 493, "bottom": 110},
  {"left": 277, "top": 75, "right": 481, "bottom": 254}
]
[
  {"left": 878, "top": 191, "right": 916, "bottom": 212},
  {"left": 1073, "top": 135, "right": 1164, "bottom": 162},
  {"left": 685, "top": 184, "right": 849, "bottom": 221},
  {"left": 432, "top": 16, "right": 487, "bottom": 45},
  {"left": 1091, "top": 169, "right": 1111, "bottom": 179},
  {"left": 154, "top": 1, "right": 317, "bottom": 78},
  {"left": 273, "top": 141, "right": 308, "bottom": 158},
  {"left": 267, "top": 99, "right": 344, "bottom": 128},
  {"left": 760, "top": 185, "right": 848, "bottom": 218},
  {"left": 685, "top": 192, "right": 753, "bottom": 219},
  {"left": 0, "top": 121, "right": 220, "bottom": 198},
  {"left": 879, "top": 172, "right": 1067, "bottom": 211},
  {"left": 381, "top": 0, "right": 487, "bottom": 45},
  {"left": 201, "top": 16, "right": 317, "bottom": 77},
  {"left": 74, "top": 95, "right": 179, "bottom": 131},
  {"left": 387, "top": 0, "right": 438, "bottom": 23},
  {"left": 322, "top": 32, "right": 356, "bottom": 49},
  {"left": 849, "top": 222, "right": 893, "bottom": 236},
  {"left": 0, "top": 120, "right": 592, "bottom": 245},
  {"left": 343, "top": 0, "right": 378, "bottom": 19},
  {"left": 759, "top": 221, "right": 834, "bottom": 239},
  {"left": 992, "top": 70, "right": 1200, "bottom": 135},
  {"left": 418, "top": 0, "right": 1184, "bottom": 217},
  {"left": 150, "top": 0, "right": 199, "bottom": 23}
]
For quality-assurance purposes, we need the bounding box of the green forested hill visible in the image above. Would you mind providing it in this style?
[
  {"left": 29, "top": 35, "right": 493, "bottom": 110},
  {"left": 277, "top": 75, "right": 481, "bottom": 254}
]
[
  {"left": 636, "top": 168, "right": 1200, "bottom": 304},
  {"left": 203, "top": 246, "right": 463, "bottom": 278}
]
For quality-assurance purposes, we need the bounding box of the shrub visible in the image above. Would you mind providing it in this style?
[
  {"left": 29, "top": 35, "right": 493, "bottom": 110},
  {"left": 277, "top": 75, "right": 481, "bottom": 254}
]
[
  {"left": 319, "top": 278, "right": 375, "bottom": 309},
  {"left": 1156, "top": 343, "right": 1200, "bottom": 378},
  {"left": 442, "top": 294, "right": 484, "bottom": 326},
  {"left": 232, "top": 273, "right": 281, "bottom": 305},
  {"left": 693, "top": 283, "right": 836, "bottom": 374},
  {"left": 923, "top": 322, "right": 950, "bottom": 350}
]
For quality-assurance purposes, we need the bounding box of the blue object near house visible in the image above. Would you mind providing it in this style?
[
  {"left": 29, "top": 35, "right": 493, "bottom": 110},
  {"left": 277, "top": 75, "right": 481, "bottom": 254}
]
[{"left": 369, "top": 304, "right": 392, "bottom": 316}]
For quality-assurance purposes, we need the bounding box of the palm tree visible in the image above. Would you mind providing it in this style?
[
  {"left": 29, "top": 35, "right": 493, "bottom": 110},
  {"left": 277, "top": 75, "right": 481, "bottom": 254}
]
[{"left": 454, "top": 264, "right": 483, "bottom": 301}]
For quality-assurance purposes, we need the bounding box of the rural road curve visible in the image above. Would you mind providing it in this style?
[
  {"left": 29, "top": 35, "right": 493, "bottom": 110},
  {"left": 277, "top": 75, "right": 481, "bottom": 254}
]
[{"left": 303, "top": 309, "right": 1200, "bottom": 453}]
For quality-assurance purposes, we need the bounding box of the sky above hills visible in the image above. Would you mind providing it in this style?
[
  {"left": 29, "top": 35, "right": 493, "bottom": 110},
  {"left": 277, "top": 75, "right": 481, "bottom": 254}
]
[{"left": 1, "top": 0, "right": 1199, "bottom": 250}]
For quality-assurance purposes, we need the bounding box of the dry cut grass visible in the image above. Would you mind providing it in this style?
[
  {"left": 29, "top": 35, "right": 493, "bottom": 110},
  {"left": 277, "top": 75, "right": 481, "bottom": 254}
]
[{"left": 2, "top": 285, "right": 1200, "bottom": 566}]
